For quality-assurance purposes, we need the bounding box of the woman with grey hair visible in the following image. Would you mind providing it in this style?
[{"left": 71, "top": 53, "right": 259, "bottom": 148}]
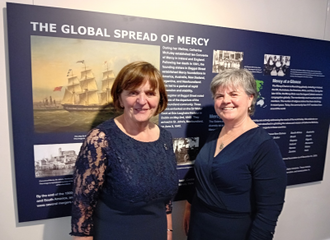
[{"left": 183, "top": 69, "right": 286, "bottom": 240}]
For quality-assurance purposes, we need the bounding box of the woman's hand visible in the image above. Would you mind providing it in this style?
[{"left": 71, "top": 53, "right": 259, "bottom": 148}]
[
  {"left": 167, "top": 213, "right": 173, "bottom": 240},
  {"left": 183, "top": 201, "right": 191, "bottom": 236},
  {"left": 72, "top": 236, "right": 93, "bottom": 240},
  {"left": 167, "top": 229, "right": 173, "bottom": 240}
]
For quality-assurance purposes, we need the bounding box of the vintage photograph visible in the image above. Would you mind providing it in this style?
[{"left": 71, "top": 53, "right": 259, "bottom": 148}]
[
  {"left": 263, "top": 54, "right": 291, "bottom": 76},
  {"left": 34, "top": 143, "right": 82, "bottom": 178},
  {"left": 173, "top": 137, "right": 200, "bottom": 165},
  {"left": 212, "top": 50, "right": 243, "bottom": 73}
]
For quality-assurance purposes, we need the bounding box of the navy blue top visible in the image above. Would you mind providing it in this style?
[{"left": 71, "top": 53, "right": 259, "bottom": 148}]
[
  {"left": 193, "top": 127, "right": 287, "bottom": 239},
  {"left": 71, "top": 119, "right": 178, "bottom": 238}
]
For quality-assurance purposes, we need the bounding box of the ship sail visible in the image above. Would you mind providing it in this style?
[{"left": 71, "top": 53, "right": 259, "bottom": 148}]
[
  {"left": 67, "top": 76, "right": 81, "bottom": 94},
  {"left": 100, "top": 69, "right": 115, "bottom": 105},
  {"left": 68, "top": 75, "right": 79, "bottom": 86},
  {"left": 61, "top": 75, "right": 80, "bottom": 105},
  {"left": 61, "top": 62, "right": 115, "bottom": 112},
  {"left": 81, "top": 68, "right": 94, "bottom": 80},
  {"left": 78, "top": 90, "right": 99, "bottom": 105},
  {"left": 80, "top": 69, "right": 98, "bottom": 91},
  {"left": 62, "top": 89, "right": 80, "bottom": 105}
]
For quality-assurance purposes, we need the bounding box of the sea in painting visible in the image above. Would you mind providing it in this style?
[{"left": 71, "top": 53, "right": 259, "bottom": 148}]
[
  {"left": 34, "top": 108, "right": 159, "bottom": 133},
  {"left": 34, "top": 109, "right": 118, "bottom": 133}
]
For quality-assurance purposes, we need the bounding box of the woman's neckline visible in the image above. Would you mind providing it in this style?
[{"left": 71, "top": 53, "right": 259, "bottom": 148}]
[
  {"left": 113, "top": 117, "right": 161, "bottom": 143},
  {"left": 214, "top": 125, "right": 259, "bottom": 157}
]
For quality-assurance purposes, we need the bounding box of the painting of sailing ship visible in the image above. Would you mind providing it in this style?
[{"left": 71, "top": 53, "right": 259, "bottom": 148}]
[
  {"left": 31, "top": 36, "right": 160, "bottom": 133},
  {"left": 61, "top": 60, "right": 115, "bottom": 112}
]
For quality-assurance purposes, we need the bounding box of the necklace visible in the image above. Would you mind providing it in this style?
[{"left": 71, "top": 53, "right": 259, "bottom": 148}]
[{"left": 219, "top": 142, "right": 225, "bottom": 150}]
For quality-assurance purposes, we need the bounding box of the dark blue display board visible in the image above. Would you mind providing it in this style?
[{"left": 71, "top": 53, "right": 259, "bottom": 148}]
[{"left": 7, "top": 3, "right": 330, "bottom": 222}]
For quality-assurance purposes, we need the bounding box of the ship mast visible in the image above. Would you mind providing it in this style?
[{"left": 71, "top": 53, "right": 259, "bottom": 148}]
[{"left": 78, "top": 60, "right": 99, "bottom": 106}]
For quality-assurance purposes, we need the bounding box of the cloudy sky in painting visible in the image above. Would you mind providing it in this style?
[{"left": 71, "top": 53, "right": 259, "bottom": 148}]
[{"left": 31, "top": 36, "right": 160, "bottom": 102}]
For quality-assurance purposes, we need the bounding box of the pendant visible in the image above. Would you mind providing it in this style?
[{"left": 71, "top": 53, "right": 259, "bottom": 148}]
[{"left": 219, "top": 142, "right": 224, "bottom": 150}]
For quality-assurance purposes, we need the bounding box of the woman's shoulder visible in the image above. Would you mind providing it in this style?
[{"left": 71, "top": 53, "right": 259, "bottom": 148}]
[
  {"left": 245, "top": 126, "right": 272, "bottom": 141},
  {"left": 247, "top": 127, "right": 281, "bottom": 154},
  {"left": 254, "top": 126, "right": 274, "bottom": 141},
  {"left": 235, "top": 126, "right": 276, "bottom": 152},
  {"left": 158, "top": 125, "right": 173, "bottom": 139},
  {"left": 84, "top": 119, "right": 116, "bottom": 141},
  {"left": 205, "top": 128, "right": 222, "bottom": 142},
  {"left": 95, "top": 118, "right": 115, "bottom": 131}
]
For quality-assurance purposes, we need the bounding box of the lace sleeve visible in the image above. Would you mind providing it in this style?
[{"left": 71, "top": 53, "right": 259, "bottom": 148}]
[
  {"left": 165, "top": 200, "right": 173, "bottom": 214},
  {"left": 70, "top": 129, "right": 108, "bottom": 236}
]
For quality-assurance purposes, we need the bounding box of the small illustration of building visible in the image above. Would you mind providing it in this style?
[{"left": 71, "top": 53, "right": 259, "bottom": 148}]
[{"left": 35, "top": 147, "right": 78, "bottom": 177}]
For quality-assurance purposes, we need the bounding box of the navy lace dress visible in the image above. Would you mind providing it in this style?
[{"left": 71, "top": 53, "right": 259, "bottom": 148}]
[{"left": 70, "top": 119, "right": 178, "bottom": 240}]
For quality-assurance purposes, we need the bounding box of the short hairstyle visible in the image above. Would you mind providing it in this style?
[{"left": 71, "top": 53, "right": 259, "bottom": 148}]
[
  {"left": 210, "top": 68, "right": 258, "bottom": 115},
  {"left": 111, "top": 61, "right": 167, "bottom": 115}
]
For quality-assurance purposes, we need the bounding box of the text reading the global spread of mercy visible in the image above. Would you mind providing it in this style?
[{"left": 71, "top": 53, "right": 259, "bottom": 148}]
[{"left": 29, "top": 22, "right": 210, "bottom": 46}]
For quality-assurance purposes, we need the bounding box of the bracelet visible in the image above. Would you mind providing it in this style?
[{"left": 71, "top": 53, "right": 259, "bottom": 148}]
[{"left": 167, "top": 229, "right": 173, "bottom": 232}]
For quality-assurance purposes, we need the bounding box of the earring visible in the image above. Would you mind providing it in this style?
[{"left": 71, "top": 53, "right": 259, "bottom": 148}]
[{"left": 248, "top": 107, "right": 251, "bottom": 111}]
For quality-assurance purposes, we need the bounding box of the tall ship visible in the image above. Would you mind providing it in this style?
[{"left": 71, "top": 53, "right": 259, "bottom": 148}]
[
  {"left": 99, "top": 67, "right": 115, "bottom": 105},
  {"left": 61, "top": 61, "right": 115, "bottom": 112}
]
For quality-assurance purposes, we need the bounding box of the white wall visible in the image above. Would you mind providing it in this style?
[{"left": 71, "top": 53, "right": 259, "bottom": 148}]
[{"left": 1, "top": 0, "right": 330, "bottom": 239}]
